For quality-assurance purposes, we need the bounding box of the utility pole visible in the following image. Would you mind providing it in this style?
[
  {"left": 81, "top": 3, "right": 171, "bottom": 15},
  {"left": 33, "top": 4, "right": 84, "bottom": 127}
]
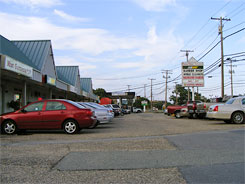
[
  {"left": 226, "top": 58, "right": 236, "bottom": 97},
  {"left": 174, "top": 82, "right": 178, "bottom": 105},
  {"left": 127, "top": 85, "right": 131, "bottom": 92},
  {"left": 162, "top": 70, "right": 172, "bottom": 109},
  {"left": 144, "top": 84, "right": 146, "bottom": 98},
  {"left": 148, "top": 78, "right": 156, "bottom": 111},
  {"left": 180, "top": 50, "right": 194, "bottom": 101},
  {"left": 211, "top": 16, "right": 231, "bottom": 99}
]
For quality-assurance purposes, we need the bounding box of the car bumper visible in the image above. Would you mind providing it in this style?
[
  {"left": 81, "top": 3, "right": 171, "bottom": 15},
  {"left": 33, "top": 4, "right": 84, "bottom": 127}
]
[
  {"left": 189, "top": 109, "right": 206, "bottom": 114},
  {"left": 206, "top": 112, "right": 228, "bottom": 120}
]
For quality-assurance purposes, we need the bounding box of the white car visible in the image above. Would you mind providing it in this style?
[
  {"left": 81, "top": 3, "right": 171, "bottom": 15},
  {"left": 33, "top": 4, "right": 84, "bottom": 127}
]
[
  {"left": 77, "top": 102, "right": 112, "bottom": 127},
  {"left": 206, "top": 96, "right": 245, "bottom": 124}
]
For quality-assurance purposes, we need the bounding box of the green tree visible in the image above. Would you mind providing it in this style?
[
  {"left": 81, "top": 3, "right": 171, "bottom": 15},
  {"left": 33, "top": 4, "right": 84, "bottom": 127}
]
[
  {"left": 133, "top": 97, "right": 150, "bottom": 109},
  {"left": 93, "top": 88, "right": 107, "bottom": 99},
  {"left": 170, "top": 84, "right": 188, "bottom": 105}
]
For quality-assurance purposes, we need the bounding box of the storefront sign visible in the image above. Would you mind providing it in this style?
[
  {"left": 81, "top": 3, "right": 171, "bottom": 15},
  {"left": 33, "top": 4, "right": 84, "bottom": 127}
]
[
  {"left": 112, "top": 92, "right": 126, "bottom": 96},
  {"left": 46, "top": 76, "right": 56, "bottom": 86},
  {"left": 182, "top": 57, "right": 204, "bottom": 87},
  {"left": 4, "top": 56, "right": 33, "bottom": 78}
]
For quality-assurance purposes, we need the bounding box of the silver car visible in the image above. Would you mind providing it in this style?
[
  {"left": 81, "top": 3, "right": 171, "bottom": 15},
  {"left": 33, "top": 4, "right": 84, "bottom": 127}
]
[
  {"left": 77, "top": 102, "right": 112, "bottom": 127},
  {"left": 206, "top": 96, "right": 245, "bottom": 124}
]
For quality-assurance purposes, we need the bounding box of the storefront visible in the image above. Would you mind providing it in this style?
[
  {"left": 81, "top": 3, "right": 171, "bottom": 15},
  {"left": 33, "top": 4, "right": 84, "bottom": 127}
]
[{"left": 0, "top": 35, "right": 98, "bottom": 114}]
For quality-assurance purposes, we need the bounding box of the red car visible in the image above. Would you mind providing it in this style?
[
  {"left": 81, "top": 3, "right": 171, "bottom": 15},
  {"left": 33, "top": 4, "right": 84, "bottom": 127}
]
[{"left": 0, "top": 99, "right": 97, "bottom": 135}]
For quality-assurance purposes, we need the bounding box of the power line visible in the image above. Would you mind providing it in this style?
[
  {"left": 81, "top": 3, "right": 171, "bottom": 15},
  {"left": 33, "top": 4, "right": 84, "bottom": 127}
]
[{"left": 198, "top": 27, "right": 245, "bottom": 61}]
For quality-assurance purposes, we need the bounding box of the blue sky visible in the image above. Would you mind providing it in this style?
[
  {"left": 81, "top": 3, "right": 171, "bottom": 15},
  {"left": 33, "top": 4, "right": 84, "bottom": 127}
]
[{"left": 0, "top": 0, "right": 244, "bottom": 101}]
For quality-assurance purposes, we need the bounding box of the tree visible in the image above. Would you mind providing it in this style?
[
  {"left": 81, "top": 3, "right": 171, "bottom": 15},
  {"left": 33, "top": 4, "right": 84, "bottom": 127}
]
[
  {"left": 133, "top": 97, "right": 150, "bottom": 109},
  {"left": 93, "top": 88, "right": 107, "bottom": 99},
  {"left": 170, "top": 84, "right": 188, "bottom": 105}
]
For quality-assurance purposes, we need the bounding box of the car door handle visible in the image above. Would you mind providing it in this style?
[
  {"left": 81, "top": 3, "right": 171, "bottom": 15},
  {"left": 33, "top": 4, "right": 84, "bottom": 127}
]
[{"left": 60, "top": 111, "right": 64, "bottom": 114}]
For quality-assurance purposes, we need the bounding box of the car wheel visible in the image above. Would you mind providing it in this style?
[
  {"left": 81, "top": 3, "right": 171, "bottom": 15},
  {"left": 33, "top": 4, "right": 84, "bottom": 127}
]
[
  {"left": 63, "top": 120, "right": 79, "bottom": 134},
  {"left": 192, "top": 113, "right": 198, "bottom": 119},
  {"left": 231, "top": 112, "right": 244, "bottom": 124},
  {"left": 2, "top": 120, "right": 17, "bottom": 135},
  {"left": 175, "top": 112, "right": 181, "bottom": 119}
]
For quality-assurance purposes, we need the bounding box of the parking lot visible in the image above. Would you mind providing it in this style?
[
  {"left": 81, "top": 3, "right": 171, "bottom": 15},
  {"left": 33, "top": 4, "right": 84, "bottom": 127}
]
[{"left": 0, "top": 113, "right": 244, "bottom": 184}]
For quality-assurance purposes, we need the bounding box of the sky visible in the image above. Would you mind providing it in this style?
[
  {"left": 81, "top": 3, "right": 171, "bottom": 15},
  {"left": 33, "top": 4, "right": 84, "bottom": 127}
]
[{"left": 0, "top": 0, "right": 244, "bottom": 102}]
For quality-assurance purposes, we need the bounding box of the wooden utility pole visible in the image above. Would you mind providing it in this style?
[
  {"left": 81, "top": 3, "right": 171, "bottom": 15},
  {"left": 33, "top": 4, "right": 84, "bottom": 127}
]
[
  {"left": 211, "top": 17, "right": 231, "bottom": 99},
  {"left": 148, "top": 78, "right": 156, "bottom": 111},
  {"left": 180, "top": 50, "right": 194, "bottom": 101},
  {"left": 174, "top": 82, "right": 178, "bottom": 105},
  {"left": 227, "top": 58, "right": 235, "bottom": 97},
  {"left": 127, "top": 85, "right": 131, "bottom": 92},
  {"left": 144, "top": 84, "right": 146, "bottom": 98},
  {"left": 162, "top": 70, "right": 172, "bottom": 108}
]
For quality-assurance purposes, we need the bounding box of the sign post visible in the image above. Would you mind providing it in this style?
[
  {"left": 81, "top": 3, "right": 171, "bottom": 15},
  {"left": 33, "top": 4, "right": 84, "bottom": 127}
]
[
  {"left": 182, "top": 57, "right": 204, "bottom": 101},
  {"left": 141, "top": 100, "right": 147, "bottom": 112}
]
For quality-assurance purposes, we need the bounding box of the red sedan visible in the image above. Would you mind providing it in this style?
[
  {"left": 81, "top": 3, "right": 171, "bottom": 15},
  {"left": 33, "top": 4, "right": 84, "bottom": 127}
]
[{"left": 0, "top": 99, "right": 97, "bottom": 134}]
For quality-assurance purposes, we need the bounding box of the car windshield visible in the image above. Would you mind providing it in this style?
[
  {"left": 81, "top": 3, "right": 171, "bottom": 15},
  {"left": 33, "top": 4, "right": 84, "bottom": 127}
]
[
  {"left": 65, "top": 100, "right": 85, "bottom": 109},
  {"left": 225, "top": 98, "right": 235, "bottom": 105},
  {"left": 88, "top": 103, "right": 106, "bottom": 109},
  {"left": 112, "top": 104, "right": 120, "bottom": 108}
]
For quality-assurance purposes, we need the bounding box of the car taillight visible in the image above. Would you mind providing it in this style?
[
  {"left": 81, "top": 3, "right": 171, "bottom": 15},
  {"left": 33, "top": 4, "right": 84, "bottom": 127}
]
[
  {"left": 85, "top": 109, "right": 93, "bottom": 116},
  {"left": 213, "top": 106, "right": 218, "bottom": 112},
  {"left": 193, "top": 103, "right": 197, "bottom": 109},
  {"left": 204, "top": 104, "right": 206, "bottom": 109}
]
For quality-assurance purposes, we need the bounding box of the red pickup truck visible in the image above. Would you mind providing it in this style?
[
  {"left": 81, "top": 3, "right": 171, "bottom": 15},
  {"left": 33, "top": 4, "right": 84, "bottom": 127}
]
[{"left": 167, "top": 104, "right": 188, "bottom": 118}]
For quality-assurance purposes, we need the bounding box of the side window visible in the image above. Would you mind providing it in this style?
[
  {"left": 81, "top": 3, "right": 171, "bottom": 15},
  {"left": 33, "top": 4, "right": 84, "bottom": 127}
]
[
  {"left": 242, "top": 98, "right": 245, "bottom": 105},
  {"left": 46, "top": 101, "right": 66, "bottom": 111},
  {"left": 24, "top": 102, "right": 44, "bottom": 112}
]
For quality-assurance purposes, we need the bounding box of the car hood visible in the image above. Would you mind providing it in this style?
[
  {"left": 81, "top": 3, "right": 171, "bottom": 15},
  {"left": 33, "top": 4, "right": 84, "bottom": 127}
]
[{"left": 0, "top": 111, "right": 16, "bottom": 116}]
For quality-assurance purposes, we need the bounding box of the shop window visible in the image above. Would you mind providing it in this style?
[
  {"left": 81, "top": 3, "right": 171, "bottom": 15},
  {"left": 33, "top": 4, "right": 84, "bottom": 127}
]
[{"left": 46, "top": 101, "right": 66, "bottom": 111}]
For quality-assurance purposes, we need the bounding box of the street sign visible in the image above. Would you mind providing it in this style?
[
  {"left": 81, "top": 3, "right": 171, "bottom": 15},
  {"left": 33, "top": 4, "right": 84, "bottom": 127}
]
[
  {"left": 182, "top": 57, "right": 204, "bottom": 87},
  {"left": 141, "top": 100, "right": 147, "bottom": 106}
]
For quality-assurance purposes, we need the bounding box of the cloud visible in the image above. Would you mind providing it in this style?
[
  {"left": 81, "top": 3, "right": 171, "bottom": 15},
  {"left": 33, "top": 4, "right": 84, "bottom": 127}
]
[
  {"left": 0, "top": 12, "right": 138, "bottom": 55},
  {"left": 54, "top": 9, "right": 91, "bottom": 23},
  {"left": 0, "top": 0, "right": 62, "bottom": 8},
  {"left": 0, "top": 11, "right": 183, "bottom": 77},
  {"left": 114, "top": 62, "right": 141, "bottom": 69},
  {"left": 55, "top": 56, "right": 96, "bottom": 77},
  {"left": 132, "top": 0, "right": 176, "bottom": 12}
]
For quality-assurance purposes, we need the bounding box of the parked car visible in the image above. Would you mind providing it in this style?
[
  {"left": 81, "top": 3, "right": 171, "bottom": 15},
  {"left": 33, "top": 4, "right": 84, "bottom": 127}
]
[
  {"left": 167, "top": 104, "right": 187, "bottom": 118},
  {"left": 132, "top": 107, "right": 142, "bottom": 113},
  {"left": 77, "top": 102, "right": 112, "bottom": 128},
  {"left": 176, "top": 107, "right": 189, "bottom": 118},
  {"left": 206, "top": 96, "right": 245, "bottom": 124},
  {"left": 102, "top": 105, "right": 115, "bottom": 118},
  {"left": 0, "top": 99, "right": 97, "bottom": 135},
  {"left": 104, "top": 104, "right": 122, "bottom": 116},
  {"left": 122, "top": 108, "right": 131, "bottom": 114},
  {"left": 187, "top": 100, "right": 206, "bottom": 119}
]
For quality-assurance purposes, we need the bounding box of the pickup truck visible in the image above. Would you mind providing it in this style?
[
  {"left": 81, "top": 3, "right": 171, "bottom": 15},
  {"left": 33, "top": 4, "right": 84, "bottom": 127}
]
[
  {"left": 187, "top": 100, "right": 206, "bottom": 118},
  {"left": 132, "top": 107, "right": 142, "bottom": 113},
  {"left": 167, "top": 104, "right": 188, "bottom": 118}
]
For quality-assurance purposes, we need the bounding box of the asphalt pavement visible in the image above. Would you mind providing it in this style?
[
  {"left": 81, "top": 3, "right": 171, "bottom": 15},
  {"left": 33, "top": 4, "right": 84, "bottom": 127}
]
[{"left": 55, "top": 128, "right": 245, "bottom": 183}]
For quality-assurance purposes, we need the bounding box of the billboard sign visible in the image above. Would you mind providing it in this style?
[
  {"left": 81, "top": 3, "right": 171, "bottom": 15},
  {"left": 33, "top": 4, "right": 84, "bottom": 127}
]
[{"left": 182, "top": 57, "right": 204, "bottom": 87}]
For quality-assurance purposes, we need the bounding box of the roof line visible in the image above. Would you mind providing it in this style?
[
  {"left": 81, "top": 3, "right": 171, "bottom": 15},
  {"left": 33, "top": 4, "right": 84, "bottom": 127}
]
[{"left": 11, "top": 40, "right": 51, "bottom": 42}]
